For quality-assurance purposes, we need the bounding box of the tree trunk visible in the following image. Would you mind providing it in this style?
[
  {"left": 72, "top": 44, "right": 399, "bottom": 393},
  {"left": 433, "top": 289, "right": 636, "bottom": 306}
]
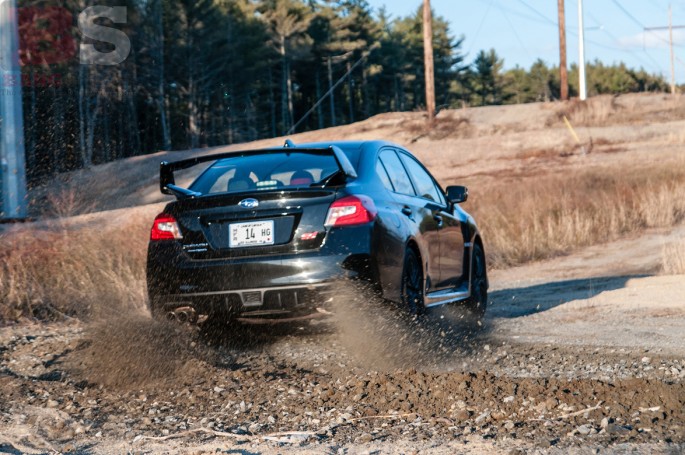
[
  {"left": 394, "top": 74, "right": 400, "bottom": 111},
  {"left": 125, "top": 78, "right": 141, "bottom": 155},
  {"left": 315, "top": 69, "right": 323, "bottom": 129},
  {"left": 188, "top": 78, "right": 199, "bottom": 149},
  {"left": 269, "top": 67, "right": 276, "bottom": 138},
  {"left": 28, "top": 69, "right": 36, "bottom": 174},
  {"left": 156, "top": 0, "right": 171, "bottom": 150},
  {"left": 362, "top": 65, "right": 370, "bottom": 119},
  {"left": 328, "top": 57, "right": 336, "bottom": 127},
  {"left": 286, "top": 59, "right": 294, "bottom": 132},
  {"left": 79, "top": 64, "right": 88, "bottom": 167},
  {"left": 52, "top": 83, "right": 65, "bottom": 173},
  {"left": 347, "top": 61, "right": 354, "bottom": 123},
  {"left": 103, "top": 98, "right": 111, "bottom": 161},
  {"left": 85, "top": 85, "right": 102, "bottom": 165},
  {"left": 280, "top": 37, "right": 288, "bottom": 134}
]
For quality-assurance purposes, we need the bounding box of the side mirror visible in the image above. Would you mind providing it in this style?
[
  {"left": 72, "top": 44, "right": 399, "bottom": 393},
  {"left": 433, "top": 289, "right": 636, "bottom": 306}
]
[{"left": 446, "top": 185, "right": 468, "bottom": 204}]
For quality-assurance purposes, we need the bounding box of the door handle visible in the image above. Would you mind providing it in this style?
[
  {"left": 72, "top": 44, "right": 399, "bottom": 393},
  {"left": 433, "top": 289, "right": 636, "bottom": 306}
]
[{"left": 401, "top": 206, "right": 413, "bottom": 217}]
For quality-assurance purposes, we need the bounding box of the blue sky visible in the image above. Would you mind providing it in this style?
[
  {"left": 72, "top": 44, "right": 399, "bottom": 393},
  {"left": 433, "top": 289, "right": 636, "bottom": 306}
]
[{"left": 366, "top": 0, "right": 685, "bottom": 83}]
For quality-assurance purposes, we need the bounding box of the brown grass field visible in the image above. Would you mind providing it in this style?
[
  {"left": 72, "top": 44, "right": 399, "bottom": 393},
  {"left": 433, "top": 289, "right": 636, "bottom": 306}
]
[{"left": 2, "top": 92, "right": 684, "bottom": 322}]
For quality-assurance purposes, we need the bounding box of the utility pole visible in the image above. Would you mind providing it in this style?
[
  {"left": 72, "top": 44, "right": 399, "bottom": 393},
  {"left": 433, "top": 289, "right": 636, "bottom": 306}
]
[
  {"left": 644, "top": 6, "right": 685, "bottom": 95},
  {"left": 423, "top": 0, "right": 436, "bottom": 121},
  {"left": 558, "top": 0, "right": 569, "bottom": 101},
  {"left": 0, "top": 0, "right": 28, "bottom": 220},
  {"left": 577, "top": 0, "right": 587, "bottom": 101},
  {"left": 670, "top": 4, "right": 675, "bottom": 94}
]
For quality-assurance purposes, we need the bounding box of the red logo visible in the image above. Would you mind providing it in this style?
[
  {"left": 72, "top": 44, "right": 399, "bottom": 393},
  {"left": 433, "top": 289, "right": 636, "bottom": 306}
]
[{"left": 18, "top": 6, "right": 76, "bottom": 66}]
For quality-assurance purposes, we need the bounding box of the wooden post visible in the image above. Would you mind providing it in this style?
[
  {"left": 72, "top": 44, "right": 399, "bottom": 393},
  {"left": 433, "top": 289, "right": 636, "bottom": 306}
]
[
  {"left": 423, "top": 0, "right": 435, "bottom": 120},
  {"left": 557, "top": 0, "right": 569, "bottom": 101}
]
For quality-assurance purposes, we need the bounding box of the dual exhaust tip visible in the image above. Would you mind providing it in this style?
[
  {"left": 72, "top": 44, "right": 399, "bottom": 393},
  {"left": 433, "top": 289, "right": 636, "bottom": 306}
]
[{"left": 166, "top": 306, "right": 197, "bottom": 324}]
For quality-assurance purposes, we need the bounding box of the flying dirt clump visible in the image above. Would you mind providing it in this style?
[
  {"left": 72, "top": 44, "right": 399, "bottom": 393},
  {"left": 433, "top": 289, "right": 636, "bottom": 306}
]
[
  {"left": 329, "top": 282, "right": 488, "bottom": 371},
  {"left": 64, "top": 302, "right": 215, "bottom": 390}
]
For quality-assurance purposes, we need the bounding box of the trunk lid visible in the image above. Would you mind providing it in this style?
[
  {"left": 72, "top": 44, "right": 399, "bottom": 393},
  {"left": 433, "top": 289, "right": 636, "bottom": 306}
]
[{"left": 172, "top": 189, "right": 336, "bottom": 259}]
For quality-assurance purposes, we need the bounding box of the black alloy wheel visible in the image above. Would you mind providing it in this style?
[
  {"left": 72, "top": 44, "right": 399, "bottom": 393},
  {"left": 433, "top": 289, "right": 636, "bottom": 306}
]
[
  {"left": 466, "top": 243, "right": 488, "bottom": 316},
  {"left": 401, "top": 248, "right": 425, "bottom": 316}
]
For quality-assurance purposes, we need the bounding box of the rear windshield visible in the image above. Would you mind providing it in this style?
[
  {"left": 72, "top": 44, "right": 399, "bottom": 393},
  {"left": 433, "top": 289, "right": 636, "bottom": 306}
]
[{"left": 189, "top": 152, "right": 342, "bottom": 195}]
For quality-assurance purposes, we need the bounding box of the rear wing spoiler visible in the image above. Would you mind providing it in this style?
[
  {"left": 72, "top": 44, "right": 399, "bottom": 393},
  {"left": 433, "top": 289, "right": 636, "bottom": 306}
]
[{"left": 159, "top": 145, "right": 358, "bottom": 197}]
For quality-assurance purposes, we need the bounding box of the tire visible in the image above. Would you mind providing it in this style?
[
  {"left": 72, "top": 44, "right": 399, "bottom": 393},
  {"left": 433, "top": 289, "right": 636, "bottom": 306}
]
[
  {"left": 466, "top": 243, "right": 488, "bottom": 316},
  {"left": 401, "top": 248, "right": 425, "bottom": 316}
]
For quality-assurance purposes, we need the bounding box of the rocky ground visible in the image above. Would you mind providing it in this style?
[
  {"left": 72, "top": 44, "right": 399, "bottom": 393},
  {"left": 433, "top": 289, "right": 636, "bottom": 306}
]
[
  {"left": 1, "top": 226, "right": 684, "bottom": 455},
  {"left": 1, "top": 275, "right": 684, "bottom": 454}
]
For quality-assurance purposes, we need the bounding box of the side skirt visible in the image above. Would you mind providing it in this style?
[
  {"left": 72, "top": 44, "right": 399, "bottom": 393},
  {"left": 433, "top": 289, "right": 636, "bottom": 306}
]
[{"left": 424, "top": 282, "right": 470, "bottom": 308}]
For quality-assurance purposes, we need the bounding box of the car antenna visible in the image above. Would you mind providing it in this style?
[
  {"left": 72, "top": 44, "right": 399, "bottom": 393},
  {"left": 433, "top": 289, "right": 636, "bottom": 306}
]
[{"left": 284, "top": 139, "right": 296, "bottom": 148}]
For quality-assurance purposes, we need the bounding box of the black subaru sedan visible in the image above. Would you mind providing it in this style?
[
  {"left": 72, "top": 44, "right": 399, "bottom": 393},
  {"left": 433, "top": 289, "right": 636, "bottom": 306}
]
[{"left": 147, "top": 140, "right": 487, "bottom": 325}]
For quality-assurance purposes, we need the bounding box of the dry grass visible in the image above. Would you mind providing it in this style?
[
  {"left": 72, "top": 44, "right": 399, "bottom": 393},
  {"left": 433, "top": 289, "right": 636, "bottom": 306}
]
[
  {"left": 405, "top": 116, "right": 473, "bottom": 142},
  {"left": 4, "top": 162, "right": 685, "bottom": 323},
  {"left": 548, "top": 95, "right": 621, "bottom": 127},
  {"left": 662, "top": 238, "right": 685, "bottom": 275},
  {"left": 42, "top": 187, "right": 97, "bottom": 218},
  {"left": 0, "top": 214, "right": 150, "bottom": 322},
  {"left": 465, "top": 163, "right": 685, "bottom": 268}
]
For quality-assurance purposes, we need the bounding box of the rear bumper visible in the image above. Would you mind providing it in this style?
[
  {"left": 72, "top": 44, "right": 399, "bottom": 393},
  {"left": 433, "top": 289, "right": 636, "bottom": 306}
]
[{"left": 147, "top": 225, "right": 376, "bottom": 317}]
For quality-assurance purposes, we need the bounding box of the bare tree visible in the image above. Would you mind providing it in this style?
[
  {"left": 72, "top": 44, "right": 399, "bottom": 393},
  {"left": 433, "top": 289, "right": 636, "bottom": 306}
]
[{"left": 261, "top": 0, "right": 312, "bottom": 134}]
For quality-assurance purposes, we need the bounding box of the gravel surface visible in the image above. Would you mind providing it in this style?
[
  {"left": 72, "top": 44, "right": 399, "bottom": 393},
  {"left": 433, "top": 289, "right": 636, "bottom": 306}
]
[{"left": 1, "top": 287, "right": 684, "bottom": 455}]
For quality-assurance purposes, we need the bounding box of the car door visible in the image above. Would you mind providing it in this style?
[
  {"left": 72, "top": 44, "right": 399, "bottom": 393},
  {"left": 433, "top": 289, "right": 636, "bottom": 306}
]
[
  {"left": 398, "top": 152, "right": 465, "bottom": 290},
  {"left": 377, "top": 148, "right": 441, "bottom": 294}
]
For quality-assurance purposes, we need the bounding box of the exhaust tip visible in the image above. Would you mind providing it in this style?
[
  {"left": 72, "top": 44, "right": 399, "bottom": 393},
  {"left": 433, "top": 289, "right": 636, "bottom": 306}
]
[
  {"left": 177, "top": 311, "right": 189, "bottom": 323},
  {"left": 167, "top": 306, "right": 198, "bottom": 324}
]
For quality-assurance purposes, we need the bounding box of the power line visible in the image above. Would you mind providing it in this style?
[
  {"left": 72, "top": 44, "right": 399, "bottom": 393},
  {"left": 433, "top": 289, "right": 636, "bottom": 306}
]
[
  {"left": 478, "top": 0, "right": 559, "bottom": 29},
  {"left": 610, "top": 0, "right": 684, "bottom": 49},
  {"left": 470, "top": 0, "right": 672, "bottom": 79},
  {"left": 497, "top": 0, "right": 532, "bottom": 61},
  {"left": 513, "top": 0, "right": 558, "bottom": 27},
  {"left": 584, "top": 9, "right": 665, "bottom": 74},
  {"left": 468, "top": 0, "right": 495, "bottom": 55},
  {"left": 677, "top": 56, "right": 685, "bottom": 70},
  {"left": 474, "top": 0, "right": 567, "bottom": 31}
]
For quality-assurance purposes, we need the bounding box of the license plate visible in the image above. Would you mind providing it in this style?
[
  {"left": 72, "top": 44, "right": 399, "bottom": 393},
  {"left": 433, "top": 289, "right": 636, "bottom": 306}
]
[{"left": 229, "top": 220, "right": 274, "bottom": 248}]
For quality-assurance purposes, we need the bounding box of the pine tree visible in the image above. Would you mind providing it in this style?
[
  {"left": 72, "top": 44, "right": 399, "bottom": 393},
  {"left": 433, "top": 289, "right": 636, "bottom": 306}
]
[{"left": 469, "top": 49, "right": 509, "bottom": 106}]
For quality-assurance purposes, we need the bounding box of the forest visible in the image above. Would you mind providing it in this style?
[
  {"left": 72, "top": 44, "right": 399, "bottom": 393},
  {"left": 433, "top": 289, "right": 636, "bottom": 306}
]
[{"left": 16, "top": 0, "right": 669, "bottom": 183}]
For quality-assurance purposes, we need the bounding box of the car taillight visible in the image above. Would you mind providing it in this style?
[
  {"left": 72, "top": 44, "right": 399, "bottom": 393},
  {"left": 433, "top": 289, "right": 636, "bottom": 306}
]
[
  {"left": 150, "top": 213, "right": 183, "bottom": 240},
  {"left": 325, "top": 195, "right": 377, "bottom": 227}
]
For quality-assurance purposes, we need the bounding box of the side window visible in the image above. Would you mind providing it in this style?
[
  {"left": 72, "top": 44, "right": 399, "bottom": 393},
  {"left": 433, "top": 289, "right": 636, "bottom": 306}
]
[
  {"left": 376, "top": 160, "right": 395, "bottom": 191},
  {"left": 400, "top": 153, "right": 443, "bottom": 204},
  {"left": 379, "top": 150, "right": 416, "bottom": 196}
]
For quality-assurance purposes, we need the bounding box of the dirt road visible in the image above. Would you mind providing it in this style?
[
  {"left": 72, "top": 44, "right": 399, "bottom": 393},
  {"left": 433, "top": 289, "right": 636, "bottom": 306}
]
[{"left": 1, "top": 235, "right": 684, "bottom": 454}]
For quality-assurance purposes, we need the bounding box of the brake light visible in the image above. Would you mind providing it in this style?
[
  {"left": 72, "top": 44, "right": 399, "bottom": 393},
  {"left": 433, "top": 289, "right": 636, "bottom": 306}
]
[
  {"left": 325, "top": 195, "right": 377, "bottom": 227},
  {"left": 150, "top": 213, "right": 183, "bottom": 240}
]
